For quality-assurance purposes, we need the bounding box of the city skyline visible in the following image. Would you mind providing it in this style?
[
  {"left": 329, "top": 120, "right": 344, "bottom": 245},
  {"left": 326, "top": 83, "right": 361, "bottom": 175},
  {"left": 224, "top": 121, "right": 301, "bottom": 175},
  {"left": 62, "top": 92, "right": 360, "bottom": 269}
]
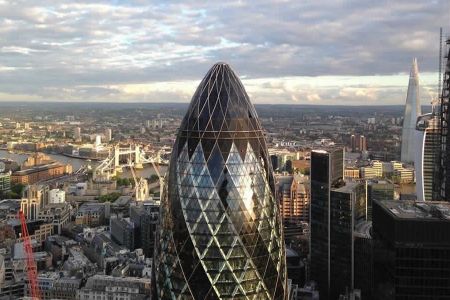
[{"left": 0, "top": 1, "right": 449, "bottom": 105}]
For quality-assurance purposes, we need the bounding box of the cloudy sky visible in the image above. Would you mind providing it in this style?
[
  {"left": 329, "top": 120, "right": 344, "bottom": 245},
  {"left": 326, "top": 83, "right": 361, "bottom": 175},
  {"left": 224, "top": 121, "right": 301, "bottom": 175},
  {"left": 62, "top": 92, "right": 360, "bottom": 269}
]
[{"left": 0, "top": 0, "right": 449, "bottom": 105}]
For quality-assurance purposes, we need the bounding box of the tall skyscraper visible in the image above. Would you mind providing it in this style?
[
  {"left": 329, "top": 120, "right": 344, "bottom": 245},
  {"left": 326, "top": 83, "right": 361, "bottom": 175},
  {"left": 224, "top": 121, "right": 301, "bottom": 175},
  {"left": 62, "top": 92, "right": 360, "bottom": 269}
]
[
  {"left": 73, "top": 127, "right": 81, "bottom": 141},
  {"left": 154, "top": 63, "right": 287, "bottom": 299},
  {"left": 350, "top": 134, "right": 356, "bottom": 152},
  {"left": 435, "top": 37, "right": 450, "bottom": 200},
  {"left": 415, "top": 114, "right": 439, "bottom": 201},
  {"left": 105, "top": 128, "right": 112, "bottom": 143},
  {"left": 310, "top": 148, "right": 367, "bottom": 299},
  {"left": 359, "top": 135, "right": 367, "bottom": 152},
  {"left": 401, "top": 58, "right": 421, "bottom": 163}
]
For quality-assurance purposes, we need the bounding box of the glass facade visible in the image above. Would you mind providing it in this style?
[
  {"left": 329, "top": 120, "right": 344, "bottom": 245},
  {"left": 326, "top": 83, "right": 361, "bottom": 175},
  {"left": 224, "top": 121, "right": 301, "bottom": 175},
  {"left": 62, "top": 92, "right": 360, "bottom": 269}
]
[
  {"left": 154, "top": 63, "right": 287, "bottom": 299},
  {"left": 373, "top": 200, "right": 450, "bottom": 299},
  {"left": 310, "top": 148, "right": 368, "bottom": 299}
]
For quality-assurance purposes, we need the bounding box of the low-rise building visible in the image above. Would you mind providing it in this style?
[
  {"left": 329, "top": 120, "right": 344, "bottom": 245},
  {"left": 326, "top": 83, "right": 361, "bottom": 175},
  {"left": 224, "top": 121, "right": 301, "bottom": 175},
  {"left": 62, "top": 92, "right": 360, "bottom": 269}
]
[
  {"left": 76, "top": 203, "right": 106, "bottom": 227},
  {"left": 12, "top": 162, "right": 70, "bottom": 185},
  {"left": 110, "top": 217, "right": 135, "bottom": 250},
  {"left": 49, "top": 188, "right": 65, "bottom": 204},
  {"left": 77, "top": 274, "right": 151, "bottom": 300}
]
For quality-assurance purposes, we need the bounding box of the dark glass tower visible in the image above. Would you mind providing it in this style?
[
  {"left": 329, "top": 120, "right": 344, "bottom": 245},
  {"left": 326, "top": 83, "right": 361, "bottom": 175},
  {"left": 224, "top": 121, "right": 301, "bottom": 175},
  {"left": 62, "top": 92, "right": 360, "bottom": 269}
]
[
  {"left": 310, "top": 148, "right": 357, "bottom": 299},
  {"left": 154, "top": 63, "right": 287, "bottom": 299}
]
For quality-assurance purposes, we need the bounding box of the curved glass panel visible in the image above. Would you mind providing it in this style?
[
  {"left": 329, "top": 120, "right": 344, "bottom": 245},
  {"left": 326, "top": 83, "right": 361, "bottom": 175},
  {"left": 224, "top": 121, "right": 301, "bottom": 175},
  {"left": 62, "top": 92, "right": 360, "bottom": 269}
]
[{"left": 155, "top": 63, "right": 287, "bottom": 300}]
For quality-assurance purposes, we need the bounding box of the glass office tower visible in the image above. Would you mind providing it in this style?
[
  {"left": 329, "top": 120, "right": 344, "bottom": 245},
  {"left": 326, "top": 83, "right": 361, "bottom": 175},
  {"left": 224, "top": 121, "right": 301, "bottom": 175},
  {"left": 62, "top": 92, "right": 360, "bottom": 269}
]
[{"left": 154, "top": 63, "right": 287, "bottom": 299}]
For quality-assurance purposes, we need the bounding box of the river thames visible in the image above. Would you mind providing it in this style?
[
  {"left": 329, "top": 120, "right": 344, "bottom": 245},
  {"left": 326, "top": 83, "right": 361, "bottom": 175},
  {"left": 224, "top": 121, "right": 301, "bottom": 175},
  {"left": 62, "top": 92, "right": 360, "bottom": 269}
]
[{"left": 0, "top": 150, "right": 167, "bottom": 179}]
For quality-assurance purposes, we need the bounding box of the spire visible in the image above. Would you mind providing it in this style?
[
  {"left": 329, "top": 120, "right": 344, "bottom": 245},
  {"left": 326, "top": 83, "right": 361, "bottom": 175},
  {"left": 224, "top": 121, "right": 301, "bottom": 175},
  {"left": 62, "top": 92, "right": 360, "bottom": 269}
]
[
  {"left": 401, "top": 58, "right": 421, "bottom": 163},
  {"left": 410, "top": 57, "right": 419, "bottom": 80}
]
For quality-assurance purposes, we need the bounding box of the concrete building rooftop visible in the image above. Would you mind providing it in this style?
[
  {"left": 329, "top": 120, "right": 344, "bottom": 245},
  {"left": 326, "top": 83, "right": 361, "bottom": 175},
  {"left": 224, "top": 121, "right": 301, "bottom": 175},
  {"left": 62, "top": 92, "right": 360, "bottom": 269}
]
[
  {"left": 332, "top": 181, "right": 359, "bottom": 193},
  {"left": 378, "top": 200, "right": 450, "bottom": 221}
]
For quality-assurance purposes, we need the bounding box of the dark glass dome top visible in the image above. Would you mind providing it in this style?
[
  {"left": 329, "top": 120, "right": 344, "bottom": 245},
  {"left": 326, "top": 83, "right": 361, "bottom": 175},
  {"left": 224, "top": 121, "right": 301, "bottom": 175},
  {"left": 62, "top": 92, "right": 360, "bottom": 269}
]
[{"left": 176, "top": 63, "right": 268, "bottom": 165}]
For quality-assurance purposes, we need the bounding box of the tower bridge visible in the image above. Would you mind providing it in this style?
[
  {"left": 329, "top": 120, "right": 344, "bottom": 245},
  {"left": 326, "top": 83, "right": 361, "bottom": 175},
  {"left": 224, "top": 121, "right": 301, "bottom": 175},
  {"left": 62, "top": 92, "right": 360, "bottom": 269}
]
[{"left": 93, "top": 144, "right": 169, "bottom": 182}]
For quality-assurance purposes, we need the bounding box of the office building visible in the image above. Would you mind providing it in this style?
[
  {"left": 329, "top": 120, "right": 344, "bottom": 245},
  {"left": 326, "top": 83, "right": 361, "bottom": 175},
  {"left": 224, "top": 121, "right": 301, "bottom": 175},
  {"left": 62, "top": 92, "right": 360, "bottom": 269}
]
[
  {"left": 20, "top": 184, "right": 49, "bottom": 221},
  {"left": 74, "top": 127, "right": 81, "bottom": 141},
  {"left": 105, "top": 128, "right": 112, "bottom": 143},
  {"left": 344, "top": 167, "right": 360, "bottom": 179},
  {"left": 155, "top": 63, "right": 287, "bottom": 299},
  {"left": 359, "top": 135, "right": 367, "bottom": 152},
  {"left": 373, "top": 200, "right": 450, "bottom": 298},
  {"left": 310, "top": 148, "right": 367, "bottom": 299},
  {"left": 130, "top": 201, "right": 159, "bottom": 258},
  {"left": 350, "top": 134, "right": 356, "bottom": 152},
  {"left": 401, "top": 58, "right": 421, "bottom": 163},
  {"left": 434, "top": 37, "right": 450, "bottom": 200},
  {"left": 415, "top": 114, "right": 439, "bottom": 201},
  {"left": 367, "top": 180, "right": 394, "bottom": 220},
  {"left": 49, "top": 188, "right": 65, "bottom": 204},
  {"left": 276, "top": 174, "right": 310, "bottom": 224},
  {"left": 0, "top": 172, "right": 11, "bottom": 192},
  {"left": 110, "top": 217, "right": 136, "bottom": 250},
  {"left": 77, "top": 275, "right": 151, "bottom": 300},
  {"left": 12, "top": 162, "right": 70, "bottom": 185},
  {"left": 75, "top": 203, "right": 106, "bottom": 227}
]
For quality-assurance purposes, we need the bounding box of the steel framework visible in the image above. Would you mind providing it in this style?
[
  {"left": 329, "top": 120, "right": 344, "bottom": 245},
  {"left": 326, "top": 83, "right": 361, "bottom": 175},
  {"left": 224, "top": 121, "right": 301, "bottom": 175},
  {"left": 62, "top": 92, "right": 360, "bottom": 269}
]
[
  {"left": 18, "top": 210, "right": 41, "bottom": 300},
  {"left": 437, "top": 36, "right": 450, "bottom": 200}
]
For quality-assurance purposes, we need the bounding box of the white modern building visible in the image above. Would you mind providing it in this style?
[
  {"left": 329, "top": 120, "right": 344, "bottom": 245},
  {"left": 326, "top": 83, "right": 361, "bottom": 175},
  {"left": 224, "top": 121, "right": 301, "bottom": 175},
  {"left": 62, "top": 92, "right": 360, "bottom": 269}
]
[
  {"left": 401, "top": 58, "right": 421, "bottom": 163},
  {"left": 415, "top": 114, "right": 439, "bottom": 201},
  {"left": 49, "top": 189, "right": 65, "bottom": 204},
  {"left": 105, "top": 128, "right": 112, "bottom": 143}
]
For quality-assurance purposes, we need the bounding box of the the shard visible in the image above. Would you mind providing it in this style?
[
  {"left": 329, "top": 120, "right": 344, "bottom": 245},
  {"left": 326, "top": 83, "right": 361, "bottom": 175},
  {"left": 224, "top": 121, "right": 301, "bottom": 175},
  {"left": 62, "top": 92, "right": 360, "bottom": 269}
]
[
  {"left": 401, "top": 58, "right": 421, "bottom": 163},
  {"left": 154, "top": 63, "right": 287, "bottom": 299}
]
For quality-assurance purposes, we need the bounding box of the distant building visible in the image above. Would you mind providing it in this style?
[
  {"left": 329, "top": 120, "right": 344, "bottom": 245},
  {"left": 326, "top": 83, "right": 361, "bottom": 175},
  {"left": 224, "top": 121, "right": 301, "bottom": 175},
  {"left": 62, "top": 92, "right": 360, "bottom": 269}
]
[
  {"left": 415, "top": 114, "right": 439, "bottom": 201},
  {"left": 351, "top": 134, "right": 356, "bottom": 152},
  {"left": 20, "top": 184, "right": 49, "bottom": 221},
  {"left": 0, "top": 254, "right": 25, "bottom": 299},
  {"left": 359, "top": 135, "right": 367, "bottom": 152},
  {"left": 373, "top": 200, "right": 450, "bottom": 299},
  {"left": 110, "top": 217, "right": 135, "bottom": 250},
  {"left": 76, "top": 203, "right": 106, "bottom": 227},
  {"left": 401, "top": 58, "right": 421, "bottom": 163},
  {"left": 38, "top": 203, "right": 71, "bottom": 234},
  {"left": 276, "top": 174, "right": 310, "bottom": 224},
  {"left": 0, "top": 172, "right": 11, "bottom": 192},
  {"left": 49, "top": 189, "right": 65, "bottom": 204},
  {"left": 35, "top": 272, "right": 82, "bottom": 300},
  {"left": 12, "top": 162, "right": 70, "bottom": 185},
  {"left": 310, "top": 148, "right": 367, "bottom": 299},
  {"left": 129, "top": 201, "right": 159, "bottom": 258},
  {"left": 74, "top": 127, "right": 81, "bottom": 141},
  {"left": 344, "top": 167, "right": 360, "bottom": 179},
  {"left": 77, "top": 274, "right": 151, "bottom": 300},
  {"left": 367, "top": 180, "right": 394, "bottom": 220},
  {"left": 104, "top": 128, "right": 112, "bottom": 143}
]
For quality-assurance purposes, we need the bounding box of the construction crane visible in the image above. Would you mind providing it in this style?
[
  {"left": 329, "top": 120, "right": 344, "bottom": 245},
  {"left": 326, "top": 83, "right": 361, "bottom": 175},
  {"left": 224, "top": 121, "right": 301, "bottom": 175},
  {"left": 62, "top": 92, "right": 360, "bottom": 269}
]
[
  {"left": 127, "top": 158, "right": 149, "bottom": 201},
  {"left": 18, "top": 210, "right": 41, "bottom": 300},
  {"left": 149, "top": 157, "right": 165, "bottom": 202}
]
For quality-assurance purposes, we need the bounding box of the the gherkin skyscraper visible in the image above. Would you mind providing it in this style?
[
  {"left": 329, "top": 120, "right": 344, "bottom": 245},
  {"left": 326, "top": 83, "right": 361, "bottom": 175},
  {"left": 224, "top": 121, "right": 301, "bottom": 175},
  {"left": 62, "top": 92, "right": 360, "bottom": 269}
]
[{"left": 154, "top": 63, "right": 287, "bottom": 299}]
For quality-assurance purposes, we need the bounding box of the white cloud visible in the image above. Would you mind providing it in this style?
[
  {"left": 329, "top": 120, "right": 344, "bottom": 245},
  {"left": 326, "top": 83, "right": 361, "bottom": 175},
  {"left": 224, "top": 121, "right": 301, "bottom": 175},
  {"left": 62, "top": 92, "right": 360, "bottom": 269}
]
[{"left": 0, "top": 0, "right": 448, "bottom": 104}]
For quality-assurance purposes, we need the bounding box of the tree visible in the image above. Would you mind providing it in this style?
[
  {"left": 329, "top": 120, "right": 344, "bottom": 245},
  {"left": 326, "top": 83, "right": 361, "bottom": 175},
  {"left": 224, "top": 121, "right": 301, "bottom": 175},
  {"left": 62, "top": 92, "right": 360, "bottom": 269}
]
[
  {"left": 98, "top": 192, "right": 121, "bottom": 203},
  {"left": 148, "top": 174, "right": 159, "bottom": 183},
  {"left": 11, "top": 183, "right": 25, "bottom": 195}
]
